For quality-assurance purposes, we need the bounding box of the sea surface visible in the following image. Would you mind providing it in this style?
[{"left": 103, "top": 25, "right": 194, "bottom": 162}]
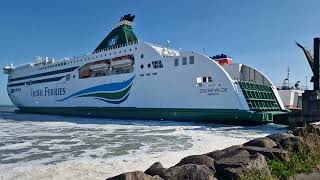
[{"left": 0, "top": 106, "right": 287, "bottom": 180}]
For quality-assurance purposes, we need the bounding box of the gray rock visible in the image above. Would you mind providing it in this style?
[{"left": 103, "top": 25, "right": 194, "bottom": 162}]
[
  {"left": 205, "top": 145, "right": 241, "bottom": 160},
  {"left": 164, "top": 164, "right": 217, "bottom": 180},
  {"left": 307, "top": 123, "right": 320, "bottom": 135},
  {"left": 267, "top": 133, "right": 295, "bottom": 148},
  {"left": 107, "top": 171, "right": 163, "bottom": 180},
  {"left": 243, "top": 137, "right": 277, "bottom": 148},
  {"left": 304, "top": 133, "right": 320, "bottom": 149},
  {"left": 145, "top": 162, "right": 166, "bottom": 179},
  {"left": 215, "top": 150, "right": 270, "bottom": 180},
  {"left": 290, "top": 172, "right": 320, "bottom": 180},
  {"left": 280, "top": 136, "right": 304, "bottom": 152},
  {"left": 241, "top": 146, "right": 288, "bottom": 160},
  {"left": 175, "top": 155, "right": 215, "bottom": 172},
  {"left": 293, "top": 127, "right": 308, "bottom": 136}
]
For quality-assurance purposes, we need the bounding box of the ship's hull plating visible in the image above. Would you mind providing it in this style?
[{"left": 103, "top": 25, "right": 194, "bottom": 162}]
[{"left": 18, "top": 106, "right": 274, "bottom": 124}]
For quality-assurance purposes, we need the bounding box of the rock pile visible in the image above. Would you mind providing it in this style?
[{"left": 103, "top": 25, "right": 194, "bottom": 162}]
[{"left": 107, "top": 123, "right": 320, "bottom": 180}]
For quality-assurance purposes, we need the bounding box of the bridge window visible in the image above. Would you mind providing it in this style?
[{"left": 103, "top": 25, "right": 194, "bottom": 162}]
[
  {"left": 182, "top": 57, "right": 187, "bottom": 65},
  {"left": 174, "top": 58, "right": 179, "bottom": 66},
  {"left": 189, "top": 56, "right": 194, "bottom": 64}
]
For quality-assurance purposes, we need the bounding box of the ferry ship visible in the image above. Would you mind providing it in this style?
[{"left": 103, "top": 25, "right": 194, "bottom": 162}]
[{"left": 3, "top": 14, "right": 287, "bottom": 123}]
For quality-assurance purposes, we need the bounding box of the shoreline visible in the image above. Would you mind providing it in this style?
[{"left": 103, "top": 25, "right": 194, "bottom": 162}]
[{"left": 108, "top": 122, "right": 320, "bottom": 180}]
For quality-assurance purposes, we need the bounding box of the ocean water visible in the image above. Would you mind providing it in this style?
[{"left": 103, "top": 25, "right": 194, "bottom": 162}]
[{"left": 0, "top": 106, "right": 287, "bottom": 180}]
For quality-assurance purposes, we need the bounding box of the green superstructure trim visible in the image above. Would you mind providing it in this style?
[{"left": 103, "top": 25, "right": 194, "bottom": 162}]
[{"left": 94, "top": 25, "right": 138, "bottom": 53}]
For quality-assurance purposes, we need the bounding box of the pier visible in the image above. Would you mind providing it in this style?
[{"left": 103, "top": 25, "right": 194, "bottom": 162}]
[{"left": 288, "top": 38, "right": 320, "bottom": 128}]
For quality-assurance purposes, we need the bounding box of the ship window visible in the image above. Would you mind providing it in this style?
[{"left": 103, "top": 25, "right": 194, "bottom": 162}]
[
  {"left": 182, "top": 57, "right": 187, "bottom": 65},
  {"left": 141, "top": 54, "right": 144, "bottom": 59},
  {"left": 148, "top": 64, "right": 151, "bottom": 68},
  {"left": 66, "top": 74, "right": 70, "bottom": 81},
  {"left": 140, "top": 64, "right": 144, "bottom": 69},
  {"left": 189, "top": 56, "right": 194, "bottom": 64},
  {"left": 197, "top": 76, "right": 213, "bottom": 85},
  {"left": 152, "top": 72, "right": 157, "bottom": 75},
  {"left": 152, "top": 60, "right": 163, "bottom": 69},
  {"left": 140, "top": 74, "right": 144, "bottom": 77},
  {"left": 135, "top": 47, "right": 137, "bottom": 50},
  {"left": 129, "top": 49, "right": 132, "bottom": 51},
  {"left": 174, "top": 58, "right": 179, "bottom": 66},
  {"left": 146, "top": 73, "right": 150, "bottom": 76},
  {"left": 124, "top": 50, "right": 127, "bottom": 52}
]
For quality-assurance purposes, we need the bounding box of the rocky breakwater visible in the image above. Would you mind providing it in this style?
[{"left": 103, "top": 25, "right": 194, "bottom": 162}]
[{"left": 107, "top": 123, "right": 320, "bottom": 180}]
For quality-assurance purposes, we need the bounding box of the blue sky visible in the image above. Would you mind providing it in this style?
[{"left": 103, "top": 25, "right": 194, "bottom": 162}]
[{"left": 0, "top": 0, "right": 319, "bottom": 105}]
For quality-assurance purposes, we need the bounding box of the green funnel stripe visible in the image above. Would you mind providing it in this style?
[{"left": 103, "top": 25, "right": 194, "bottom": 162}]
[{"left": 78, "top": 84, "right": 132, "bottom": 100}]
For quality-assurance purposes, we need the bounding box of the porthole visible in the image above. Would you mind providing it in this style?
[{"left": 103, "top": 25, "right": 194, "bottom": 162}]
[
  {"left": 141, "top": 54, "right": 144, "bottom": 59},
  {"left": 140, "top": 64, "right": 144, "bottom": 69},
  {"left": 135, "top": 47, "right": 137, "bottom": 50},
  {"left": 148, "top": 64, "right": 151, "bottom": 68},
  {"left": 124, "top": 50, "right": 127, "bottom": 52}
]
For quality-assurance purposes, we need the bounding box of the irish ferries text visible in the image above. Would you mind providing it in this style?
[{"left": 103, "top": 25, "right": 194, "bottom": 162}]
[{"left": 31, "top": 87, "right": 66, "bottom": 97}]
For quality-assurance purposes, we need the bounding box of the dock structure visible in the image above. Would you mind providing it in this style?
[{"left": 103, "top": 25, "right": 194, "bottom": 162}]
[{"left": 290, "top": 38, "right": 320, "bottom": 128}]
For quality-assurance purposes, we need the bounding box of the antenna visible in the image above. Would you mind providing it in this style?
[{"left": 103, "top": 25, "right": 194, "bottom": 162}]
[
  {"left": 287, "top": 65, "right": 291, "bottom": 88},
  {"left": 306, "top": 76, "right": 308, "bottom": 90},
  {"left": 166, "top": 40, "right": 171, "bottom": 48}
]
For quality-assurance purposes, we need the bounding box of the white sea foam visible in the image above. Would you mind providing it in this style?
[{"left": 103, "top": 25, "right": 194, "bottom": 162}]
[{"left": 0, "top": 113, "right": 287, "bottom": 180}]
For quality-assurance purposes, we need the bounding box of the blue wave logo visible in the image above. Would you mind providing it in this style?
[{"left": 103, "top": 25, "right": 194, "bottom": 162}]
[{"left": 57, "top": 76, "right": 135, "bottom": 104}]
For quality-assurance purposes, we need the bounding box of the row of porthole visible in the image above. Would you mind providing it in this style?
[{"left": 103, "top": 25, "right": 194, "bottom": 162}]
[
  {"left": 139, "top": 72, "right": 157, "bottom": 77},
  {"left": 140, "top": 64, "right": 152, "bottom": 69}
]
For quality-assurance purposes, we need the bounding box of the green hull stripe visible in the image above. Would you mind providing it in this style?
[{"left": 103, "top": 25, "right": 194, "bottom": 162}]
[{"left": 18, "top": 107, "right": 282, "bottom": 124}]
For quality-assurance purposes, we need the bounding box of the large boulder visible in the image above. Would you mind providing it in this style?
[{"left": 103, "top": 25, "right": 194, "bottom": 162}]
[
  {"left": 267, "top": 133, "right": 295, "bottom": 148},
  {"left": 293, "top": 127, "right": 308, "bottom": 136},
  {"left": 107, "top": 171, "right": 163, "bottom": 180},
  {"left": 214, "top": 150, "right": 270, "bottom": 180},
  {"left": 241, "top": 146, "right": 288, "bottom": 160},
  {"left": 303, "top": 133, "right": 320, "bottom": 149},
  {"left": 205, "top": 145, "right": 241, "bottom": 160},
  {"left": 243, "top": 137, "right": 277, "bottom": 148},
  {"left": 175, "top": 155, "right": 215, "bottom": 172},
  {"left": 290, "top": 172, "right": 320, "bottom": 180},
  {"left": 280, "top": 136, "right": 304, "bottom": 152},
  {"left": 163, "top": 164, "right": 217, "bottom": 180},
  {"left": 145, "top": 162, "right": 166, "bottom": 178},
  {"left": 307, "top": 123, "right": 320, "bottom": 135}
]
